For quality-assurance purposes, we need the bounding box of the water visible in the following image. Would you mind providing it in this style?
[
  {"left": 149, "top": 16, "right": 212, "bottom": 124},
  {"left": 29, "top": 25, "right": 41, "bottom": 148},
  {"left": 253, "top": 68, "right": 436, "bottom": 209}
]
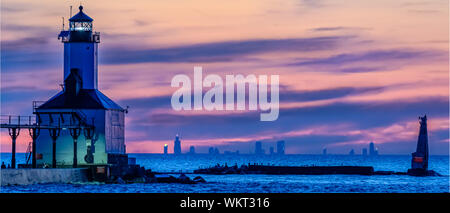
[{"left": 1, "top": 153, "right": 449, "bottom": 193}]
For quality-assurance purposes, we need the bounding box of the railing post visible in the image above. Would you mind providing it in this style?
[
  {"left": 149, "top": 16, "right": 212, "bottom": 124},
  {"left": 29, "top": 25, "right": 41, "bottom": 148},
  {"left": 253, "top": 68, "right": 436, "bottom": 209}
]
[
  {"left": 83, "top": 127, "right": 95, "bottom": 164},
  {"left": 8, "top": 128, "right": 20, "bottom": 169},
  {"left": 49, "top": 128, "right": 61, "bottom": 168},
  {"left": 69, "top": 128, "right": 81, "bottom": 168},
  {"left": 29, "top": 127, "right": 40, "bottom": 168}
]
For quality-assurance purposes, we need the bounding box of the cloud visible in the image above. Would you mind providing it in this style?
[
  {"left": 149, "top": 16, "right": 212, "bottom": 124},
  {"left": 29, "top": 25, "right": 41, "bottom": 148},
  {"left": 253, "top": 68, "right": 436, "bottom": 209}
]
[
  {"left": 337, "top": 66, "right": 387, "bottom": 73},
  {"left": 311, "top": 27, "right": 346, "bottom": 32},
  {"left": 1, "top": 37, "right": 50, "bottom": 50},
  {"left": 0, "top": 86, "right": 59, "bottom": 115},
  {"left": 408, "top": 9, "right": 440, "bottom": 14},
  {"left": 280, "top": 86, "right": 383, "bottom": 102},
  {"left": 1, "top": 23, "right": 56, "bottom": 51},
  {"left": 288, "top": 49, "right": 442, "bottom": 67},
  {"left": 100, "top": 36, "right": 350, "bottom": 64},
  {"left": 309, "top": 26, "right": 372, "bottom": 35},
  {"left": 298, "top": 0, "right": 325, "bottom": 8},
  {"left": 2, "top": 35, "right": 352, "bottom": 71},
  {"left": 119, "top": 86, "right": 381, "bottom": 108},
  {"left": 1, "top": 26, "right": 60, "bottom": 71},
  {"left": 0, "top": 4, "right": 30, "bottom": 13},
  {"left": 1, "top": 50, "right": 61, "bottom": 72}
]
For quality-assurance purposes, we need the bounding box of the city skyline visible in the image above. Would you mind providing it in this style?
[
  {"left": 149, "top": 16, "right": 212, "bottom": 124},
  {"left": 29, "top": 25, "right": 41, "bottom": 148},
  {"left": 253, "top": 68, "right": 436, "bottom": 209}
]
[
  {"left": 1, "top": 0, "right": 449, "bottom": 155},
  {"left": 162, "top": 136, "right": 383, "bottom": 155}
]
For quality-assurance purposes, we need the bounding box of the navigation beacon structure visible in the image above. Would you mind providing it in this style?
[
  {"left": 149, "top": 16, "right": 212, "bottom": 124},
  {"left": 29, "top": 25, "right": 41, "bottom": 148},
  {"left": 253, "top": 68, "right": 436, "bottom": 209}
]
[
  {"left": 407, "top": 115, "right": 439, "bottom": 176},
  {"left": 34, "top": 6, "right": 126, "bottom": 167}
]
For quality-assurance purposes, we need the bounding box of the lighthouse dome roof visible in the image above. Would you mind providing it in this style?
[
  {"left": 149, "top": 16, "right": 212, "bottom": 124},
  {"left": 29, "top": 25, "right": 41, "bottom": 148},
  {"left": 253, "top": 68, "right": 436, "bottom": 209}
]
[{"left": 69, "top": 6, "right": 93, "bottom": 22}]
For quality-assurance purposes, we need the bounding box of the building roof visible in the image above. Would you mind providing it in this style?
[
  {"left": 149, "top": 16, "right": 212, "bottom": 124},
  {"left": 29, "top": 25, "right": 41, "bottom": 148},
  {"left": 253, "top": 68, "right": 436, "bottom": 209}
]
[
  {"left": 37, "top": 89, "right": 123, "bottom": 110},
  {"left": 69, "top": 6, "right": 93, "bottom": 22},
  {"left": 58, "top": 31, "right": 69, "bottom": 38}
]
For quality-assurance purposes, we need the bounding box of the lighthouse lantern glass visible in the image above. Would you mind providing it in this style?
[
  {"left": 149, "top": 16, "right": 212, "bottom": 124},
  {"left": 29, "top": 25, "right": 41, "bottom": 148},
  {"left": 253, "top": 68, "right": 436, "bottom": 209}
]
[{"left": 70, "top": 21, "right": 92, "bottom": 31}]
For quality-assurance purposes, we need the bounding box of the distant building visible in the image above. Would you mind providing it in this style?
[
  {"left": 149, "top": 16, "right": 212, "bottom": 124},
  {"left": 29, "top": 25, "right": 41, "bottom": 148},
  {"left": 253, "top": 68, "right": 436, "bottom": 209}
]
[
  {"left": 362, "top": 148, "right": 367, "bottom": 156},
  {"left": 349, "top": 149, "right": 355, "bottom": 156},
  {"left": 164, "top": 144, "right": 168, "bottom": 155},
  {"left": 255, "top": 141, "right": 264, "bottom": 155},
  {"left": 207, "top": 147, "right": 221, "bottom": 155},
  {"left": 277, "top": 140, "right": 285, "bottom": 155},
  {"left": 189, "top": 146, "right": 195, "bottom": 154},
  {"left": 174, "top": 134, "right": 181, "bottom": 155},
  {"left": 208, "top": 147, "right": 215, "bottom": 155},
  {"left": 224, "top": 150, "right": 239, "bottom": 155},
  {"left": 369, "top": 142, "right": 378, "bottom": 156},
  {"left": 269, "top": 147, "right": 274, "bottom": 155},
  {"left": 323, "top": 148, "right": 327, "bottom": 155}
]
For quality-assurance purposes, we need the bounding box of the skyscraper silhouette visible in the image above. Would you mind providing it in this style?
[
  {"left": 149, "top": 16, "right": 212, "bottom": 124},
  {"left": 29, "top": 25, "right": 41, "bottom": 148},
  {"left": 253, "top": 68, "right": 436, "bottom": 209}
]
[
  {"left": 362, "top": 148, "right": 367, "bottom": 156},
  {"left": 208, "top": 147, "right": 215, "bottom": 155},
  {"left": 349, "top": 149, "right": 355, "bottom": 156},
  {"left": 189, "top": 146, "right": 196, "bottom": 154},
  {"left": 174, "top": 134, "right": 181, "bottom": 155},
  {"left": 369, "top": 142, "right": 378, "bottom": 156},
  {"left": 255, "top": 141, "right": 264, "bottom": 155},
  {"left": 277, "top": 140, "right": 285, "bottom": 155}
]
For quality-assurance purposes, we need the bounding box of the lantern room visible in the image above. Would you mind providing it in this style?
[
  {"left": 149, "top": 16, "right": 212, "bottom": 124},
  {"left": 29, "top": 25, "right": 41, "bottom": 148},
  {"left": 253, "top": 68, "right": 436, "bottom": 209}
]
[
  {"left": 63, "top": 6, "right": 98, "bottom": 42},
  {"left": 69, "top": 6, "right": 93, "bottom": 31}
]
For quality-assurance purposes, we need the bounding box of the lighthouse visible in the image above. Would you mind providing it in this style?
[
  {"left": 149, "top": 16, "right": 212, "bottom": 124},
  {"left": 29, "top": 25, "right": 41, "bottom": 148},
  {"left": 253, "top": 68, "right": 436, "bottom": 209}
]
[
  {"left": 407, "top": 115, "right": 440, "bottom": 176},
  {"left": 61, "top": 5, "right": 99, "bottom": 89},
  {"left": 409, "top": 115, "right": 429, "bottom": 173},
  {"left": 34, "top": 6, "right": 126, "bottom": 167}
]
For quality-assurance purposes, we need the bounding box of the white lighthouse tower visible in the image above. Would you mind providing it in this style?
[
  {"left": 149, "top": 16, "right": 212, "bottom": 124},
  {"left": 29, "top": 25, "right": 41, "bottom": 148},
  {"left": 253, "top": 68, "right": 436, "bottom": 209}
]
[{"left": 34, "top": 6, "right": 126, "bottom": 168}]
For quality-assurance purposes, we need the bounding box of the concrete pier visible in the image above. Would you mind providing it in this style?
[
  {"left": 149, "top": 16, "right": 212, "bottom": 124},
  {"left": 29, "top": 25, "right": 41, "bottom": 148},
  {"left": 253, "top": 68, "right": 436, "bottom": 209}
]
[{"left": 1, "top": 168, "right": 88, "bottom": 186}]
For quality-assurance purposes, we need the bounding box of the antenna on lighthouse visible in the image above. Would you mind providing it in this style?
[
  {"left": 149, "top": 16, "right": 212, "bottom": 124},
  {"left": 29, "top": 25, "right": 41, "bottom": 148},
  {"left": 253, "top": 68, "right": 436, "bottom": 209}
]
[
  {"left": 62, "top": 17, "right": 65, "bottom": 30},
  {"left": 70, "top": 5, "right": 72, "bottom": 18}
]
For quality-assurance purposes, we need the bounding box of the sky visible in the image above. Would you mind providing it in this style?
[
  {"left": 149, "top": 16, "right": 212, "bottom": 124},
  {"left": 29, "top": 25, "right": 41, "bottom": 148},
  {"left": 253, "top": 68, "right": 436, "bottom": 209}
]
[{"left": 0, "top": 0, "right": 449, "bottom": 154}]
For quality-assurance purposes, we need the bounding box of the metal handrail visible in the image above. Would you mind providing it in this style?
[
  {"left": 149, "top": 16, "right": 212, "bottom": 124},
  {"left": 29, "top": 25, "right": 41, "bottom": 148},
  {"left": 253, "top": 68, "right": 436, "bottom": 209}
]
[
  {"left": 0, "top": 114, "right": 94, "bottom": 130},
  {"left": 31, "top": 100, "right": 93, "bottom": 128},
  {"left": 0, "top": 115, "right": 37, "bottom": 125}
]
